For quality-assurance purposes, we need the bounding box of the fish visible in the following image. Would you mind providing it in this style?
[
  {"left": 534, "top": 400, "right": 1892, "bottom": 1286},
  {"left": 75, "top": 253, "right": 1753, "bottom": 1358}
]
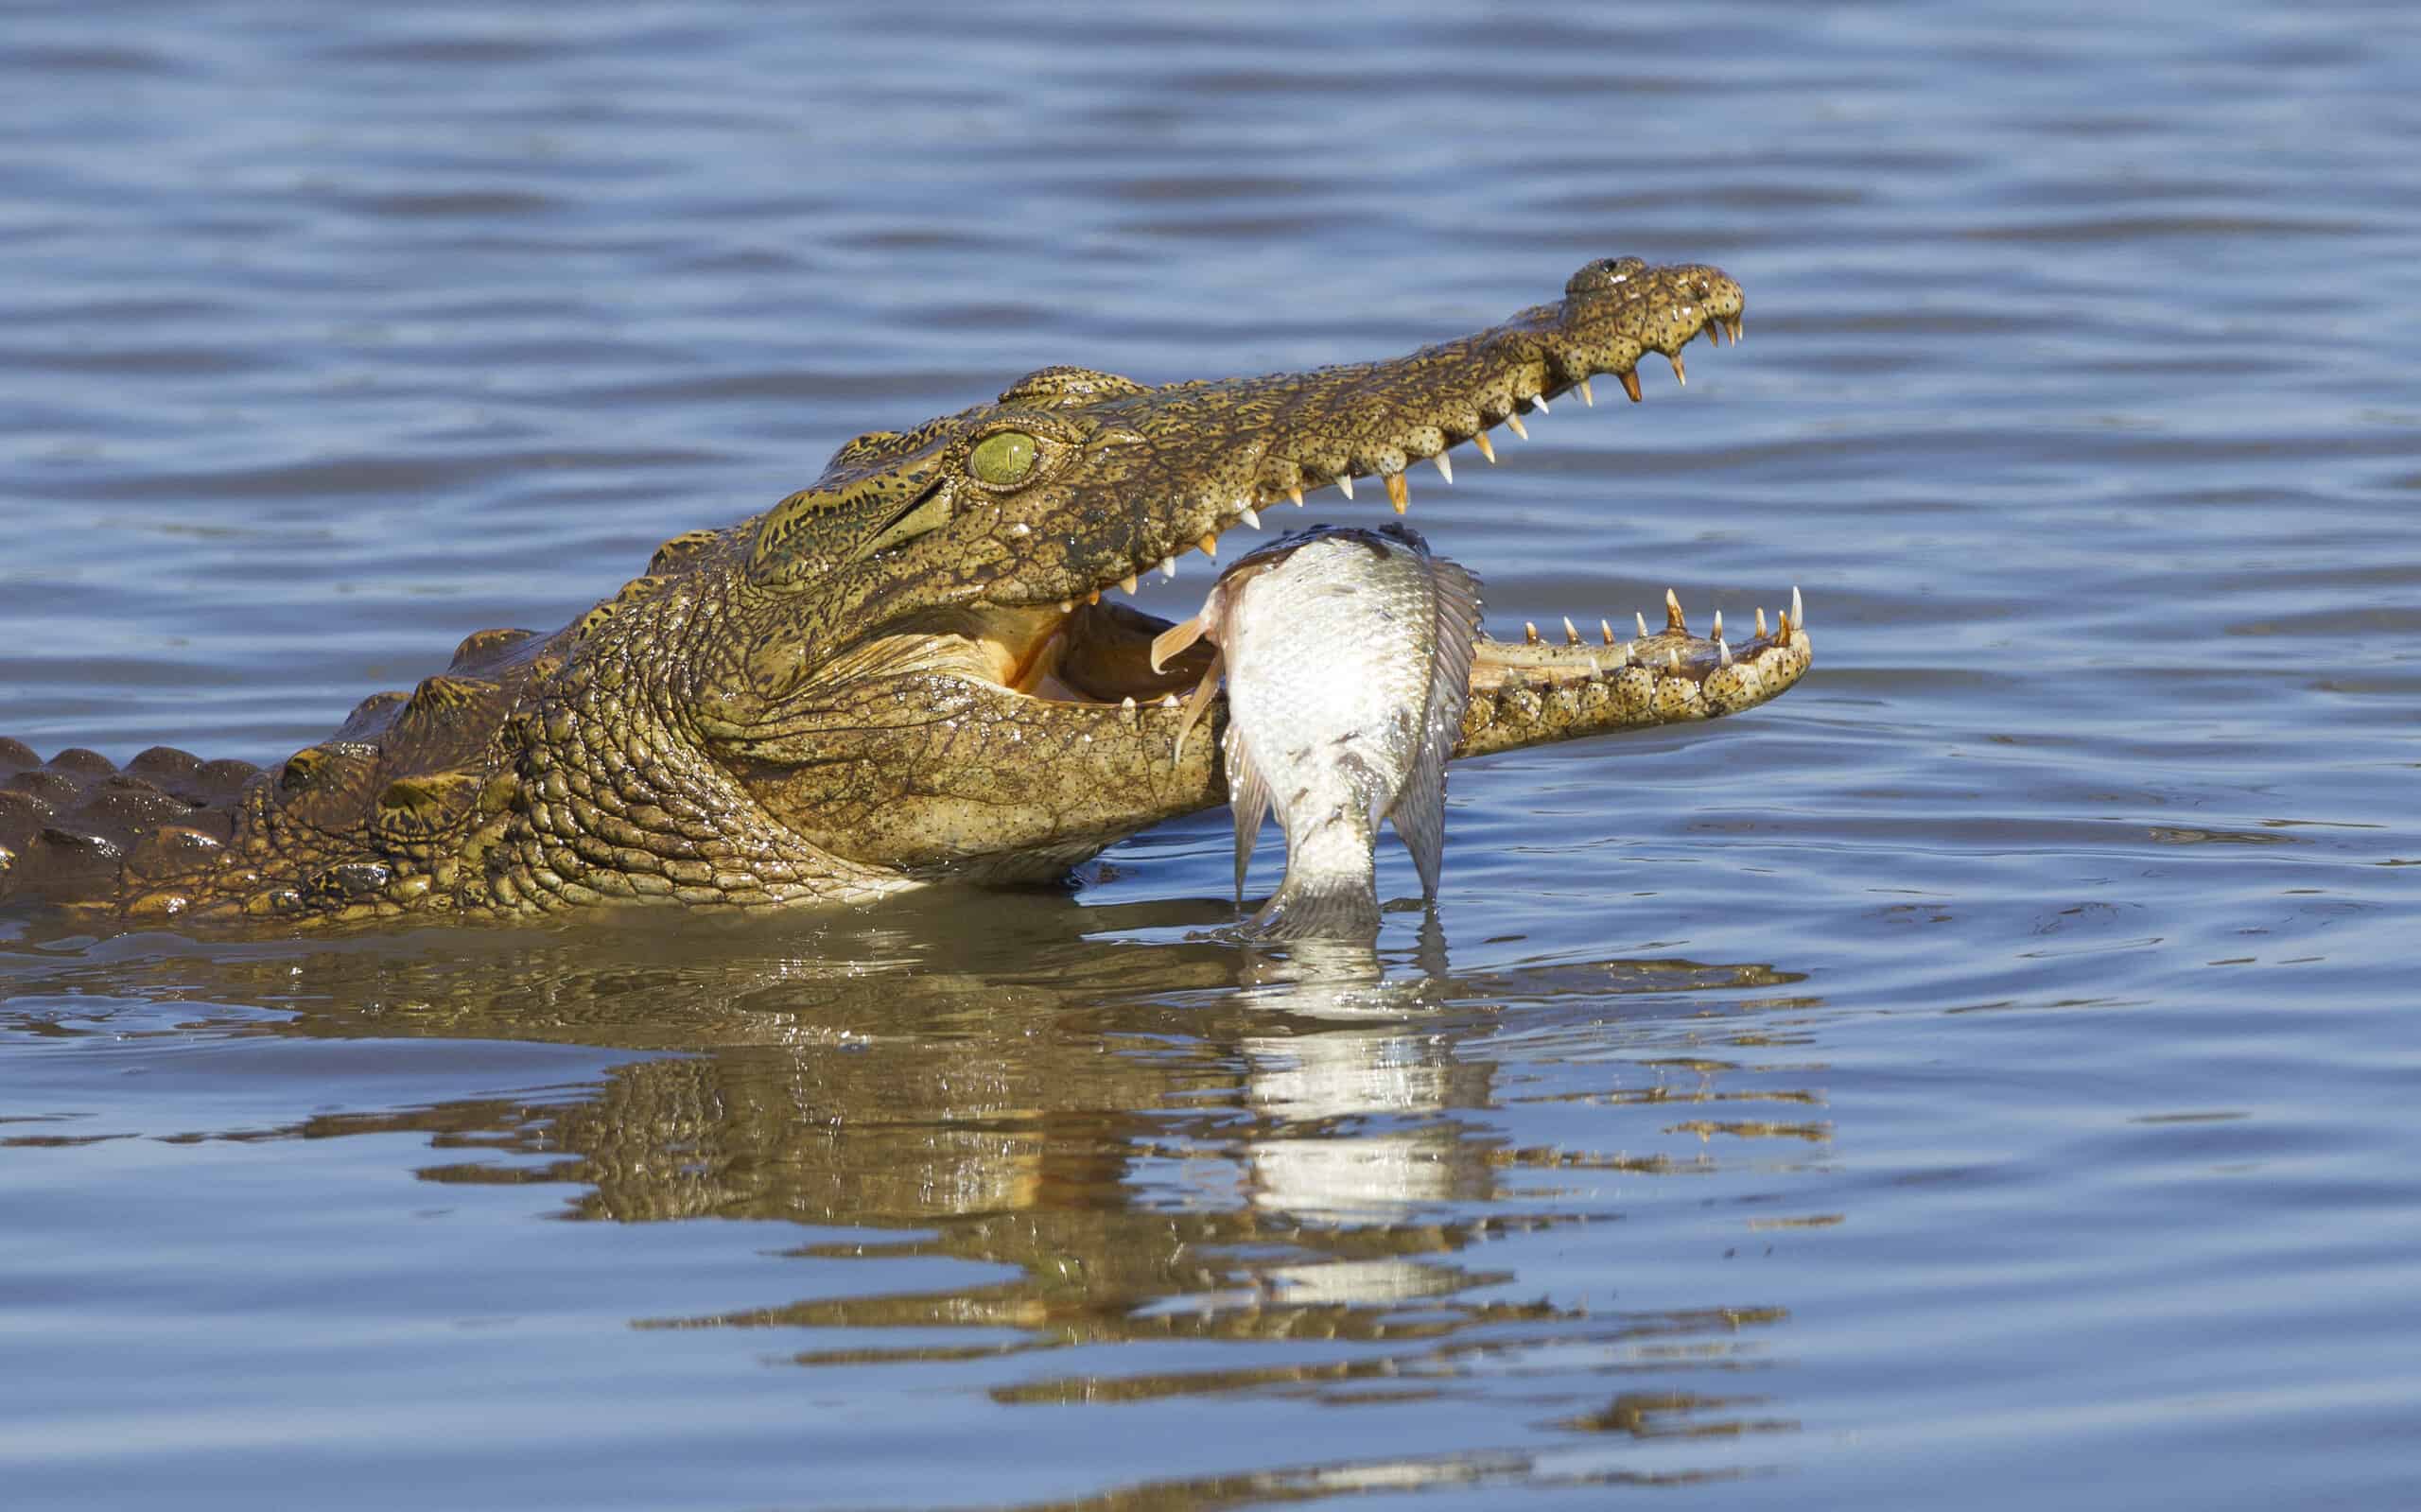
[{"left": 1150, "top": 523, "right": 1482, "bottom": 938}]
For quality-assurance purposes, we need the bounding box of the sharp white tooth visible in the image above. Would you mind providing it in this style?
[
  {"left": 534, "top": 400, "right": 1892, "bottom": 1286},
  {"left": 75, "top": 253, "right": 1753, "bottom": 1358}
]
[
  {"left": 1159, "top": 555, "right": 1178, "bottom": 580},
  {"left": 1718, "top": 636, "right": 1733, "bottom": 666},
  {"left": 1756, "top": 606, "right": 1768, "bottom": 637},
  {"left": 1584, "top": 653, "right": 1602, "bottom": 678},
  {"left": 1562, "top": 616, "right": 1581, "bottom": 646},
  {"left": 1240, "top": 505, "right": 1262, "bottom": 529},
  {"left": 1669, "top": 650, "right": 1681, "bottom": 670},
  {"left": 1121, "top": 572, "right": 1139, "bottom": 595},
  {"left": 1288, "top": 487, "right": 1304, "bottom": 508},
  {"left": 1159, "top": 692, "right": 1179, "bottom": 709},
  {"left": 1636, "top": 610, "right": 1650, "bottom": 639},
  {"left": 1577, "top": 378, "right": 1595, "bottom": 407},
  {"left": 1532, "top": 394, "right": 1549, "bottom": 415},
  {"left": 1504, "top": 412, "right": 1528, "bottom": 441},
  {"left": 1712, "top": 609, "right": 1724, "bottom": 641},
  {"left": 1792, "top": 585, "right": 1804, "bottom": 629},
  {"left": 1600, "top": 617, "right": 1615, "bottom": 647},
  {"left": 1121, "top": 695, "right": 1136, "bottom": 710},
  {"left": 1433, "top": 452, "right": 1454, "bottom": 485},
  {"left": 1336, "top": 475, "right": 1354, "bottom": 500}
]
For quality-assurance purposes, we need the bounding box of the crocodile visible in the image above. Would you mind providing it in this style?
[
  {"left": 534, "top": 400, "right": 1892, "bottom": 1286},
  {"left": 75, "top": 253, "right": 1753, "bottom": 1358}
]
[{"left": 0, "top": 257, "right": 1809, "bottom": 930}]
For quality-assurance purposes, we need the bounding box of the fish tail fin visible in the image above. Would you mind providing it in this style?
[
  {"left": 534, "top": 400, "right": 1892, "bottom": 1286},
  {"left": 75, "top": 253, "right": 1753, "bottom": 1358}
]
[{"left": 1245, "top": 869, "right": 1383, "bottom": 940}]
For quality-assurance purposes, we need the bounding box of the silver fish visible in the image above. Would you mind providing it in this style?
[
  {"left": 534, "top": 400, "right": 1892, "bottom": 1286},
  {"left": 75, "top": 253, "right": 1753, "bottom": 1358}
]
[{"left": 1151, "top": 523, "right": 1481, "bottom": 937}]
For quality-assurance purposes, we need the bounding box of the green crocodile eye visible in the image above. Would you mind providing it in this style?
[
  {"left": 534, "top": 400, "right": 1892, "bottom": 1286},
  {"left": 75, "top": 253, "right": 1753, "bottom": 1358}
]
[{"left": 968, "top": 430, "right": 1038, "bottom": 486}]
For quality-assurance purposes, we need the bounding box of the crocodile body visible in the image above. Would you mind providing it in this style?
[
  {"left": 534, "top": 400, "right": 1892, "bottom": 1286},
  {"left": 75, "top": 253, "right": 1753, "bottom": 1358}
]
[{"left": 0, "top": 258, "right": 1809, "bottom": 929}]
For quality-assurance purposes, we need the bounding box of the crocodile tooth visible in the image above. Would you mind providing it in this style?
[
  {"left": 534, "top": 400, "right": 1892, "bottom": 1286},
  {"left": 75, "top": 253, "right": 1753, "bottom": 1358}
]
[
  {"left": 1504, "top": 412, "right": 1528, "bottom": 441},
  {"left": 1121, "top": 572, "right": 1139, "bottom": 596},
  {"left": 1664, "top": 588, "right": 1686, "bottom": 634},
  {"left": 1198, "top": 533, "right": 1218, "bottom": 560},
  {"left": 1472, "top": 430, "right": 1497, "bottom": 463},
  {"left": 1384, "top": 471, "right": 1408, "bottom": 513},
  {"left": 1159, "top": 555, "right": 1178, "bottom": 580},
  {"left": 1729, "top": 314, "right": 1745, "bottom": 342},
  {"left": 1584, "top": 653, "right": 1602, "bottom": 678},
  {"left": 1287, "top": 487, "right": 1304, "bottom": 508},
  {"left": 1778, "top": 609, "right": 1792, "bottom": 639},
  {"left": 1160, "top": 692, "right": 1179, "bottom": 708},
  {"left": 1433, "top": 452, "right": 1453, "bottom": 485},
  {"left": 1792, "top": 584, "right": 1803, "bottom": 628},
  {"left": 1562, "top": 616, "right": 1581, "bottom": 647},
  {"left": 1718, "top": 636, "right": 1733, "bottom": 667},
  {"left": 1239, "top": 504, "right": 1262, "bottom": 529},
  {"left": 1705, "top": 320, "right": 1725, "bottom": 347},
  {"left": 1577, "top": 378, "right": 1595, "bottom": 407},
  {"left": 1669, "top": 649, "right": 1681, "bottom": 670},
  {"left": 1532, "top": 393, "right": 1550, "bottom": 415},
  {"left": 1088, "top": 589, "right": 1101, "bottom": 604},
  {"left": 1337, "top": 475, "right": 1354, "bottom": 500},
  {"left": 1712, "top": 609, "right": 1723, "bottom": 641},
  {"left": 1756, "top": 606, "right": 1768, "bottom": 638},
  {"left": 1669, "top": 352, "right": 1687, "bottom": 387},
  {"left": 1524, "top": 621, "right": 1541, "bottom": 646},
  {"left": 1121, "top": 695, "right": 1136, "bottom": 710},
  {"left": 1636, "top": 609, "right": 1649, "bottom": 640},
  {"left": 1618, "top": 369, "right": 1644, "bottom": 403},
  {"left": 1600, "top": 617, "right": 1615, "bottom": 647}
]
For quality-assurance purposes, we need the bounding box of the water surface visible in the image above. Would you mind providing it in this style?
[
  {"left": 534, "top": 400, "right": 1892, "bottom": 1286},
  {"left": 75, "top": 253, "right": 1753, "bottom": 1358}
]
[{"left": 4, "top": 2, "right": 2417, "bottom": 1508}]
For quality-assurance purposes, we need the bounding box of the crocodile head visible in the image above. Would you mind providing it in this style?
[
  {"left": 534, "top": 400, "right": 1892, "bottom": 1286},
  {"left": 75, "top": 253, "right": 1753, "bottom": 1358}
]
[
  {"left": 643, "top": 256, "right": 1803, "bottom": 888},
  {"left": 2, "top": 257, "right": 1809, "bottom": 925}
]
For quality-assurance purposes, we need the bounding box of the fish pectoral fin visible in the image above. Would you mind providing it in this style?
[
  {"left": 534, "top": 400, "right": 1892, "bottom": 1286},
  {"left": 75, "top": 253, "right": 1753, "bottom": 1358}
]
[
  {"left": 1171, "top": 648, "right": 1224, "bottom": 765},
  {"left": 1149, "top": 615, "right": 1206, "bottom": 674},
  {"left": 1224, "top": 722, "right": 1270, "bottom": 905},
  {"left": 1393, "top": 554, "right": 1483, "bottom": 900}
]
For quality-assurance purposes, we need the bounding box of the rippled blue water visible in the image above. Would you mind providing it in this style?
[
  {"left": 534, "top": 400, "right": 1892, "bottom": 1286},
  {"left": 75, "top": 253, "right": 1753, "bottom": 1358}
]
[{"left": 4, "top": 3, "right": 2417, "bottom": 1508}]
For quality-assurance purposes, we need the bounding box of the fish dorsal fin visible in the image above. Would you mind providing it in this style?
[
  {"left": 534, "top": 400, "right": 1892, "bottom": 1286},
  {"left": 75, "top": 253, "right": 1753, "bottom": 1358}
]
[
  {"left": 1223, "top": 720, "right": 1272, "bottom": 904},
  {"left": 1388, "top": 554, "right": 1483, "bottom": 899}
]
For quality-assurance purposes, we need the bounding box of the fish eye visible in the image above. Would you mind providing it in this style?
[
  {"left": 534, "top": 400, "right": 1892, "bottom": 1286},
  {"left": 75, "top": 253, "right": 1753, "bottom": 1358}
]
[{"left": 968, "top": 430, "right": 1038, "bottom": 486}]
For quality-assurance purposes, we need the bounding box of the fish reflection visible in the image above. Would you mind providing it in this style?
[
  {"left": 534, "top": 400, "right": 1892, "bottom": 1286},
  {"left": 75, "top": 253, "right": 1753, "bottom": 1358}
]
[{"left": 1, "top": 894, "right": 1812, "bottom": 1458}]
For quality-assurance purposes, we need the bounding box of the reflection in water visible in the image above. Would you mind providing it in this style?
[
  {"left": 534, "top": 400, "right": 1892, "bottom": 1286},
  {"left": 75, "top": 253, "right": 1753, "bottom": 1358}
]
[{"left": 1, "top": 892, "right": 1812, "bottom": 1500}]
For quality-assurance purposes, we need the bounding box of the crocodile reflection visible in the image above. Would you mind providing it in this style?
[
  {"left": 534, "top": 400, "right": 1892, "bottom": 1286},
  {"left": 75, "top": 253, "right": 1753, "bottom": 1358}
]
[{"left": 7, "top": 895, "right": 1816, "bottom": 1417}]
